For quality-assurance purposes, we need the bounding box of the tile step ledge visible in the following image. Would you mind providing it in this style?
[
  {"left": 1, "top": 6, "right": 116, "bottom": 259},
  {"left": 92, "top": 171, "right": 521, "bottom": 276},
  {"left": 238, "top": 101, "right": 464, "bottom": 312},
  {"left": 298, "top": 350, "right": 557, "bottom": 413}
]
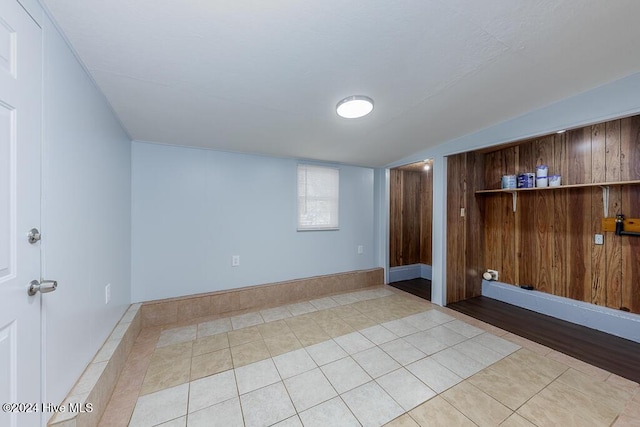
[{"left": 48, "top": 304, "right": 142, "bottom": 427}]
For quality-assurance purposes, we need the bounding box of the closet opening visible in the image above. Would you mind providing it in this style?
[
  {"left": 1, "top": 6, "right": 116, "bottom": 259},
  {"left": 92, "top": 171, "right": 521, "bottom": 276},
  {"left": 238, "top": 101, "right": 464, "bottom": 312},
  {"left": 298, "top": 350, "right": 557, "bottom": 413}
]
[{"left": 388, "top": 160, "right": 433, "bottom": 300}]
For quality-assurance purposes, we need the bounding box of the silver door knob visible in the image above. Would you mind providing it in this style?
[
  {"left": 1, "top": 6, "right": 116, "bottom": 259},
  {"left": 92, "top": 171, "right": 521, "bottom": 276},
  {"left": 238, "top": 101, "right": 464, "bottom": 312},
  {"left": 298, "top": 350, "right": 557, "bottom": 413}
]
[
  {"left": 27, "top": 228, "right": 41, "bottom": 244},
  {"left": 28, "top": 280, "right": 57, "bottom": 296}
]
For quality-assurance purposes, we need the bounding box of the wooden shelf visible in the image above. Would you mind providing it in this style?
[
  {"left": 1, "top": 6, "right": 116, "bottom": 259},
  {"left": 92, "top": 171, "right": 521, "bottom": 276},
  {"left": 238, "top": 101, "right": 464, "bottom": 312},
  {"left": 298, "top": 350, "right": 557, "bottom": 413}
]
[
  {"left": 475, "top": 179, "right": 640, "bottom": 194},
  {"left": 475, "top": 180, "right": 640, "bottom": 213}
]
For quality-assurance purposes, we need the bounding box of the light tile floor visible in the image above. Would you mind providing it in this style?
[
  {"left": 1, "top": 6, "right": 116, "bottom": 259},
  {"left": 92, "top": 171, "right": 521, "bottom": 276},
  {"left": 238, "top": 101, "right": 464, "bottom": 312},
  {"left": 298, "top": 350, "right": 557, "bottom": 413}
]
[{"left": 99, "top": 287, "right": 640, "bottom": 427}]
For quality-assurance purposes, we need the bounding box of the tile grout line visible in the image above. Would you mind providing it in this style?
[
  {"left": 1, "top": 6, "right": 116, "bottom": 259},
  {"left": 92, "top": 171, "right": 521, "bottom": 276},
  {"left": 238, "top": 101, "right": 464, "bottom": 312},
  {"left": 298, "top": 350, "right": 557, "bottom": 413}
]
[
  {"left": 112, "top": 288, "right": 638, "bottom": 427},
  {"left": 232, "top": 366, "right": 247, "bottom": 427}
]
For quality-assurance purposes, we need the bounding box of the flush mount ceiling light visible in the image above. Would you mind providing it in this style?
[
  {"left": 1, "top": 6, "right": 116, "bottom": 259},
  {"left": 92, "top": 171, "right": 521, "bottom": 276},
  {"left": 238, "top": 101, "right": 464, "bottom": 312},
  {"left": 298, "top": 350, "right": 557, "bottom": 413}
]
[
  {"left": 557, "top": 129, "right": 567, "bottom": 134},
  {"left": 336, "top": 95, "right": 374, "bottom": 119}
]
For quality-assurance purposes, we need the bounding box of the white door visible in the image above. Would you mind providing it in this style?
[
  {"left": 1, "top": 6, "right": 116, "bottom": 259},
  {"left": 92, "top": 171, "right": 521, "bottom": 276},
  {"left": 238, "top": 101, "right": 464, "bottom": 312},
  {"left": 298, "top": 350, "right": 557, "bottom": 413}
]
[{"left": 0, "top": 1, "right": 43, "bottom": 426}]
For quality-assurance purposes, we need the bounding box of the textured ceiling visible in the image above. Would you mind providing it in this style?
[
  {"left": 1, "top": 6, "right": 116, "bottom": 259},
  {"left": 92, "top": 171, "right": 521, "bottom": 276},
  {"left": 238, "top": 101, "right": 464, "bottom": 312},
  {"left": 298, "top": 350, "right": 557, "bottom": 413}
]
[{"left": 42, "top": 0, "right": 640, "bottom": 167}]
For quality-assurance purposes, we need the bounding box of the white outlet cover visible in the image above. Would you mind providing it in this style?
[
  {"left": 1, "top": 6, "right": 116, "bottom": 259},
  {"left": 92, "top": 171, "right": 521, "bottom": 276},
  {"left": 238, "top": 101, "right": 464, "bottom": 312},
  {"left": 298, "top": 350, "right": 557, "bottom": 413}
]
[
  {"left": 485, "top": 269, "right": 499, "bottom": 281},
  {"left": 232, "top": 255, "right": 240, "bottom": 266},
  {"left": 594, "top": 234, "right": 604, "bottom": 245},
  {"left": 105, "top": 284, "right": 111, "bottom": 304}
]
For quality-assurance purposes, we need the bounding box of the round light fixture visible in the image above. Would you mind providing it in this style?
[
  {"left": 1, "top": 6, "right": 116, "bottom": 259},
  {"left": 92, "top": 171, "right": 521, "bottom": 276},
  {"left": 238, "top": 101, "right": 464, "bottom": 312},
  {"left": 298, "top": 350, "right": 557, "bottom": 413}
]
[{"left": 336, "top": 95, "right": 374, "bottom": 119}]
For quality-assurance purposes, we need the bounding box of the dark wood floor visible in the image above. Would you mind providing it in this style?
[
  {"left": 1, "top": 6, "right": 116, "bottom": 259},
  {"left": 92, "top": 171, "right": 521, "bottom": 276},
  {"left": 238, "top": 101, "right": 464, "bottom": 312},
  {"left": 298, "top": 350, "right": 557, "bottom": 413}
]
[
  {"left": 389, "top": 278, "right": 431, "bottom": 301},
  {"left": 448, "top": 296, "right": 640, "bottom": 383}
]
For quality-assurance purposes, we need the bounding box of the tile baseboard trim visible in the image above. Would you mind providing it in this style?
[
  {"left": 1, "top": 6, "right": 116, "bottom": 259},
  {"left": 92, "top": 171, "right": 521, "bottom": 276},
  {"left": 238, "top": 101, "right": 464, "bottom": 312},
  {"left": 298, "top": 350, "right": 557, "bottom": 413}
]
[
  {"left": 49, "top": 304, "right": 142, "bottom": 427},
  {"left": 140, "top": 268, "right": 384, "bottom": 328}
]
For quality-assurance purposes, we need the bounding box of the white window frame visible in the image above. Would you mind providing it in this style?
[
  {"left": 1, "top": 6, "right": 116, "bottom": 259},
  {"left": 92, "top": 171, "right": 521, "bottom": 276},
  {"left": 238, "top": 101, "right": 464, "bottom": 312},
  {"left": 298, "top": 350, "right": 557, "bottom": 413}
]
[{"left": 297, "top": 164, "right": 339, "bottom": 231}]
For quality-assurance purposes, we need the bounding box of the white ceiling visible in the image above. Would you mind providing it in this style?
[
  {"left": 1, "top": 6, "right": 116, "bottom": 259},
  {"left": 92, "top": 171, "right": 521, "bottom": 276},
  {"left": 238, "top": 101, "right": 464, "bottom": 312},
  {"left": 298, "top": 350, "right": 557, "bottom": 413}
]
[{"left": 42, "top": 0, "right": 640, "bottom": 167}]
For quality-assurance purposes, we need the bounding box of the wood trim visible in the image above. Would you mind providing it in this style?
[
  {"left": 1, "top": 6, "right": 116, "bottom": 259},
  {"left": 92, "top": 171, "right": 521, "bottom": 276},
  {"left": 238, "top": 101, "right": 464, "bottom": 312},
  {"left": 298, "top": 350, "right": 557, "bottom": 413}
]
[{"left": 602, "top": 217, "right": 640, "bottom": 233}]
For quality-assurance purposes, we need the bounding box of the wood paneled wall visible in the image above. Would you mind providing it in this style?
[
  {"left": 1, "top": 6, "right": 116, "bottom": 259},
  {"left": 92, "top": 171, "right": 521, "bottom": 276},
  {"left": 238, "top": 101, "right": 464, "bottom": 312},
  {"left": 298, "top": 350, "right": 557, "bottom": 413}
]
[
  {"left": 446, "top": 152, "right": 484, "bottom": 302},
  {"left": 446, "top": 115, "right": 640, "bottom": 314},
  {"left": 389, "top": 167, "right": 433, "bottom": 267}
]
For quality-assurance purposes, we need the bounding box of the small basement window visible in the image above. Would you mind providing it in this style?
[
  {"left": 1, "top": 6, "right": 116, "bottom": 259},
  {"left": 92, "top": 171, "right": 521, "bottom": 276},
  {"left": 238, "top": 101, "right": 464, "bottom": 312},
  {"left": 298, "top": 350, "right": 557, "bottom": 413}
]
[{"left": 297, "top": 164, "right": 339, "bottom": 230}]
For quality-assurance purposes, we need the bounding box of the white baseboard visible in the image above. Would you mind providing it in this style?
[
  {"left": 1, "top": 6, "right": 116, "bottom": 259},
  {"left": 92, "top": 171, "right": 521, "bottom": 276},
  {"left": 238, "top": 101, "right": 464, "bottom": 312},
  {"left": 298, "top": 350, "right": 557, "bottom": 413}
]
[
  {"left": 421, "top": 264, "right": 432, "bottom": 280},
  {"left": 389, "top": 264, "right": 432, "bottom": 282},
  {"left": 482, "top": 280, "right": 640, "bottom": 343}
]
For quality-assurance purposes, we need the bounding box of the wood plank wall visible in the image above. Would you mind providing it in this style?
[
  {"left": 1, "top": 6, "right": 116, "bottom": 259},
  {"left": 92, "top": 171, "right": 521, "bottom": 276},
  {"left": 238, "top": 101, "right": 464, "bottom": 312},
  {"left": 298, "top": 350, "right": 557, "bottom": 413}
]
[
  {"left": 446, "top": 115, "right": 640, "bottom": 314},
  {"left": 389, "top": 167, "right": 433, "bottom": 267},
  {"left": 446, "top": 152, "right": 484, "bottom": 302}
]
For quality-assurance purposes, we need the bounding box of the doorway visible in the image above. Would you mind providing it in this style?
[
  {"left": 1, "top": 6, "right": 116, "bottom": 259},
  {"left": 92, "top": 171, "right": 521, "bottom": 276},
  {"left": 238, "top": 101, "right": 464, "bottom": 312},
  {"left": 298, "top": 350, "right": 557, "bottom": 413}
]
[{"left": 388, "top": 160, "right": 433, "bottom": 300}]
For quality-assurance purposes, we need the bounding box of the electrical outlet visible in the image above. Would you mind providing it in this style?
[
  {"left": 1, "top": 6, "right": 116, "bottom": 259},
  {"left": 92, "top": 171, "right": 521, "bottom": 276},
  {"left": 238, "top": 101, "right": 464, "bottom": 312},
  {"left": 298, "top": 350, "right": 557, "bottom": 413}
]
[
  {"left": 483, "top": 269, "right": 499, "bottom": 281},
  {"left": 232, "top": 255, "right": 240, "bottom": 267},
  {"left": 105, "top": 283, "right": 111, "bottom": 304},
  {"left": 594, "top": 234, "right": 604, "bottom": 245},
  {"left": 357, "top": 245, "right": 364, "bottom": 254},
  {"left": 460, "top": 208, "right": 465, "bottom": 217}
]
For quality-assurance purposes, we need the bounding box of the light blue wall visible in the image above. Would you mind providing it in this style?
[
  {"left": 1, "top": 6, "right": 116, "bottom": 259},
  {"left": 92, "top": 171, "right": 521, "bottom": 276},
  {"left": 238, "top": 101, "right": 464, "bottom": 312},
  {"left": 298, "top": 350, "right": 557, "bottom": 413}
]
[
  {"left": 373, "top": 168, "right": 389, "bottom": 282},
  {"left": 131, "top": 142, "right": 376, "bottom": 302},
  {"left": 41, "top": 13, "right": 132, "bottom": 407}
]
